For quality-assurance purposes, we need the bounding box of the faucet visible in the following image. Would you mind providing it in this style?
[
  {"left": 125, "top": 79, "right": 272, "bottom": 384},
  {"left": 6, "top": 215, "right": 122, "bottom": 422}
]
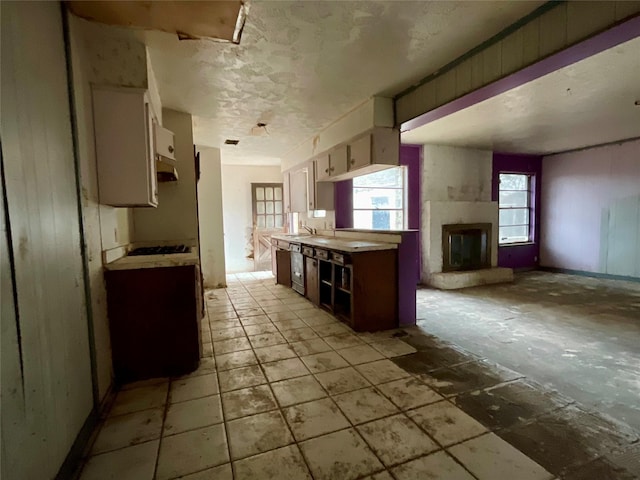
[{"left": 302, "top": 225, "right": 316, "bottom": 235}]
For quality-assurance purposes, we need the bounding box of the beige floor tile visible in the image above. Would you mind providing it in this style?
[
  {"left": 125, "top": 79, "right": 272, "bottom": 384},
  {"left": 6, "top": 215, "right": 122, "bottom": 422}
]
[
  {"left": 243, "top": 323, "right": 278, "bottom": 336},
  {"left": 215, "top": 349, "right": 258, "bottom": 371},
  {"left": 290, "top": 338, "right": 332, "bottom": 356},
  {"left": 156, "top": 424, "right": 229, "bottom": 480},
  {"left": 263, "top": 304, "right": 292, "bottom": 314},
  {"left": 178, "top": 463, "right": 233, "bottom": 479},
  {"left": 267, "top": 311, "right": 300, "bottom": 322},
  {"left": 92, "top": 408, "right": 163, "bottom": 454},
  {"left": 324, "top": 334, "right": 364, "bottom": 350},
  {"left": 233, "top": 444, "right": 312, "bottom": 479},
  {"left": 80, "top": 440, "right": 159, "bottom": 480},
  {"left": 271, "top": 375, "right": 327, "bottom": 407},
  {"left": 254, "top": 344, "right": 297, "bottom": 363},
  {"left": 315, "top": 366, "right": 370, "bottom": 395},
  {"left": 301, "top": 351, "right": 349, "bottom": 373},
  {"left": 164, "top": 395, "right": 223, "bottom": 436},
  {"left": 312, "top": 323, "right": 351, "bottom": 337},
  {"left": 273, "top": 318, "right": 308, "bottom": 331},
  {"left": 170, "top": 373, "right": 219, "bottom": 403},
  {"left": 407, "top": 400, "right": 487, "bottom": 446},
  {"left": 248, "top": 332, "right": 287, "bottom": 348},
  {"left": 337, "top": 344, "right": 385, "bottom": 365},
  {"left": 448, "top": 433, "right": 554, "bottom": 480},
  {"left": 365, "top": 471, "right": 395, "bottom": 480},
  {"left": 210, "top": 319, "right": 242, "bottom": 331},
  {"left": 239, "top": 314, "right": 272, "bottom": 325},
  {"left": 300, "top": 428, "right": 383, "bottom": 480},
  {"left": 237, "top": 308, "right": 264, "bottom": 318},
  {"left": 214, "top": 337, "right": 252, "bottom": 355},
  {"left": 201, "top": 342, "right": 213, "bottom": 357},
  {"left": 262, "top": 357, "right": 310, "bottom": 382},
  {"left": 211, "top": 327, "right": 246, "bottom": 342},
  {"left": 226, "top": 410, "right": 294, "bottom": 460},
  {"left": 377, "top": 377, "right": 443, "bottom": 410},
  {"left": 289, "top": 303, "right": 320, "bottom": 313},
  {"left": 281, "top": 327, "right": 319, "bottom": 342},
  {"left": 218, "top": 365, "right": 266, "bottom": 392},
  {"left": 110, "top": 383, "right": 168, "bottom": 417},
  {"left": 222, "top": 384, "right": 278, "bottom": 420},
  {"left": 391, "top": 451, "right": 476, "bottom": 480},
  {"left": 284, "top": 397, "right": 351, "bottom": 441},
  {"left": 356, "top": 360, "right": 410, "bottom": 385},
  {"left": 121, "top": 377, "right": 168, "bottom": 391},
  {"left": 209, "top": 311, "right": 238, "bottom": 322},
  {"left": 357, "top": 414, "right": 439, "bottom": 467},
  {"left": 333, "top": 387, "right": 399, "bottom": 424},
  {"left": 179, "top": 357, "right": 216, "bottom": 379}
]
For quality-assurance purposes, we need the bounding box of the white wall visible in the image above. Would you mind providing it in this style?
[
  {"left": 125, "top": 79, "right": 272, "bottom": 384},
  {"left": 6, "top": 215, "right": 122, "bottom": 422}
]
[
  {"left": 541, "top": 139, "right": 640, "bottom": 277},
  {"left": 133, "top": 109, "right": 199, "bottom": 247},
  {"left": 198, "top": 148, "right": 226, "bottom": 287},
  {"left": 221, "top": 164, "right": 283, "bottom": 273},
  {"left": 421, "top": 145, "right": 497, "bottom": 282},
  {"left": 1, "top": 3, "right": 94, "bottom": 478}
]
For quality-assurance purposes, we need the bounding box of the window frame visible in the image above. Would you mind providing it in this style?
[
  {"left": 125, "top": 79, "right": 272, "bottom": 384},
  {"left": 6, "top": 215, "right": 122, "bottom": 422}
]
[
  {"left": 352, "top": 166, "right": 407, "bottom": 231},
  {"left": 498, "top": 172, "right": 533, "bottom": 245}
]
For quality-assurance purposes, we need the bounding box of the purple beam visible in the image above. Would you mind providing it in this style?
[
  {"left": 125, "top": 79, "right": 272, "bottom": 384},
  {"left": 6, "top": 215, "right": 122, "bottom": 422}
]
[{"left": 402, "top": 15, "right": 640, "bottom": 132}]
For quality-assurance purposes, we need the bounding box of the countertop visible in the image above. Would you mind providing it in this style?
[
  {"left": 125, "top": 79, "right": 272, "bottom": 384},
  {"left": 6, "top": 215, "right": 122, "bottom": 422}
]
[
  {"left": 104, "top": 252, "right": 200, "bottom": 271},
  {"left": 271, "top": 234, "right": 397, "bottom": 252}
]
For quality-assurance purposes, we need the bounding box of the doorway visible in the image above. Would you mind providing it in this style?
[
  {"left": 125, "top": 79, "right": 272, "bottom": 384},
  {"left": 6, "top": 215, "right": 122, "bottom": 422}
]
[{"left": 251, "top": 183, "right": 285, "bottom": 272}]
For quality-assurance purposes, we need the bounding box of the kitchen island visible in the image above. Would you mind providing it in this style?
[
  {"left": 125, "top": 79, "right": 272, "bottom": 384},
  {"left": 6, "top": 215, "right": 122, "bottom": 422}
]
[
  {"left": 104, "top": 251, "right": 202, "bottom": 383},
  {"left": 271, "top": 234, "right": 400, "bottom": 332}
]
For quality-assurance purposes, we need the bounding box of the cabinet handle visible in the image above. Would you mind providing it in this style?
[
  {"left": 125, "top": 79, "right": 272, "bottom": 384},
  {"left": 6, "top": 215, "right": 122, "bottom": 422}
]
[
  {"left": 330, "top": 166, "right": 334, "bottom": 171},
  {"left": 325, "top": 168, "right": 329, "bottom": 173},
  {"left": 350, "top": 159, "right": 355, "bottom": 165},
  {"left": 168, "top": 145, "right": 174, "bottom": 153}
]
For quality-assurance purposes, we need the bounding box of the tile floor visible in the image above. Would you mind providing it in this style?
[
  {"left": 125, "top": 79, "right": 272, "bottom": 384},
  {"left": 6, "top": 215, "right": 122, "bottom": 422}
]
[{"left": 76, "top": 271, "right": 638, "bottom": 479}]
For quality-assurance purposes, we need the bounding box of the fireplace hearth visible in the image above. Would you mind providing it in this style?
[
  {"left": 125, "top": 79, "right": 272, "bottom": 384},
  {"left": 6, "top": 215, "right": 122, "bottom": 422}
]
[{"left": 442, "top": 223, "right": 491, "bottom": 272}]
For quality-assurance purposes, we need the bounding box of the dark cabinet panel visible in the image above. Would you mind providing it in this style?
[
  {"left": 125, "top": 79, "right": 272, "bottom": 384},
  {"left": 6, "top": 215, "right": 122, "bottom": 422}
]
[
  {"left": 275, "top": 248, "right": 292, "bottom": 287},
  {"left": 305, "top": 256, "right": 319, "bottom": 306},
  {"left": 105, "top": 265, "right": 201, "bottom": 383}
]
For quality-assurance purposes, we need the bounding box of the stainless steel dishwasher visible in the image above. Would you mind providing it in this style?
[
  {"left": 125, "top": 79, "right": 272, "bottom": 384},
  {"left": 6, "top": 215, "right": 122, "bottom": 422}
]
[{"left": 289, "top": 243, "right": 305, "bottom": 295}]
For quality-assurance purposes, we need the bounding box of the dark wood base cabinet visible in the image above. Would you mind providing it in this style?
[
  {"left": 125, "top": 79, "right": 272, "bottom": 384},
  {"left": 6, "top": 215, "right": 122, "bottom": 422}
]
[{"left": 105, "top": 265, "right": 202, "bottom": 383}]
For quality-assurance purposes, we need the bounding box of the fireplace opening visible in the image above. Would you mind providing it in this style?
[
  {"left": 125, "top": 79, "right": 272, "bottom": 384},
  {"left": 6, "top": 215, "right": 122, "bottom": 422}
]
[{"left": 442, "top": 223, "right": 491, "bottom": 272}]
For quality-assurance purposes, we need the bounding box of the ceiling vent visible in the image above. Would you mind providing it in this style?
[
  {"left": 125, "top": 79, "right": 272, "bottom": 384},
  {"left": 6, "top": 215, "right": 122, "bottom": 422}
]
[{"left": 224, "top": 139, "right": 240, "bottom": 145}]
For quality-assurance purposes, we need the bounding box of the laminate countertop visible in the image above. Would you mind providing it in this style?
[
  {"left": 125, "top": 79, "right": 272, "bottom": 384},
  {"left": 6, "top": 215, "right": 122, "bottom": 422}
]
[
  {"left": 271, "top": 234, "right": 397, "bottom": 253},
  {"left": 104, "top": 252, "right": 200, "bottom": 271}
]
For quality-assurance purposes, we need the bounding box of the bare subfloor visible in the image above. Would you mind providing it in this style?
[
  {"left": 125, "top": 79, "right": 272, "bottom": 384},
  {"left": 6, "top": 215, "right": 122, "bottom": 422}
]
[{"left": 414, "top": 271, "right": 640, "bottom": 478}]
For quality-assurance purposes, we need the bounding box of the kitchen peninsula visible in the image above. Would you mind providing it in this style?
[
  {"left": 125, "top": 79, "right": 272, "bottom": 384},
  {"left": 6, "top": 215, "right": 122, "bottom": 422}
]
[{"left": 271, "top": 232, "right": 416, "bottom": 332}]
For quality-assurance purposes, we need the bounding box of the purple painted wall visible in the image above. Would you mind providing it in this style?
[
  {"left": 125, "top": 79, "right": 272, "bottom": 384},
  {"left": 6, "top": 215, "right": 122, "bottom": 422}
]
[
  {"left": 492, "top": 153, "right": 542, "bottom": 269},
  {"left": 400, "top": 145, "right": 422, "bottom": 230},
  {"left": 335, "top": 180, "right": 353, "bottom": 228}
]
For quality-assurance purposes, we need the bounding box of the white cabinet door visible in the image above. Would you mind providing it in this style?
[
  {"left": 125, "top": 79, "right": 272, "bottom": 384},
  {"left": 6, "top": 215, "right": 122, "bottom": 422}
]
[
  {"left": 283, "top": 171, "right": 292, "bottom": 213},
  {"left": 154, "top": 124, "right": 175, "bottom": 160},
  {"left": 306, "top": 162, "right": 316, "bottom": 211},
  {"left": 290, "top": 168, "right": 307, "bottom": 213},
  {"left": 329, "top": 145, "right": 348, "bottom": 177},
  {"left": 348, "top": 133, "right": 372, "bottom": 171},
  {"left": 316, "top": 154, "right": 331, "bottom": 181},
  {"left": 92, "top": 86, "right": 157, "bottom": 207}
]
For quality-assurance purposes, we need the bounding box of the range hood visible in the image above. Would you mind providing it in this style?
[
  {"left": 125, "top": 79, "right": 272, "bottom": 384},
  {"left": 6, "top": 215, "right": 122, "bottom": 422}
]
[{"left": 154, "top": 124, "right": 178, "bottom": 182}]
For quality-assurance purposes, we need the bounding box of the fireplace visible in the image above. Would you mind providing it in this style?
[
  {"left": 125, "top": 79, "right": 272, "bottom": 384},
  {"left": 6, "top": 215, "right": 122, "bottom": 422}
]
[{"left": 442, "top": 223, "right": 491, "bottom": 272}]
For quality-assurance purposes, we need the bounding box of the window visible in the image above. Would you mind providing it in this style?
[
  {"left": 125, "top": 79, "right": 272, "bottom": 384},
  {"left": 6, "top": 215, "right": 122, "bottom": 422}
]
[
  {"left": 498, "top": 173, "right": 532, "bottom": 244},
  {"left": 252, "top": 183, "right": 285, "bottom": 229},
  {"left": 353, "top": 167, "right": 406, "bottom": 230}
]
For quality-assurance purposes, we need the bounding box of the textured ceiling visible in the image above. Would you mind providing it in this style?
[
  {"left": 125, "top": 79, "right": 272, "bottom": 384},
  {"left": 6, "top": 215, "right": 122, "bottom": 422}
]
[
  {"left": 142, "top": 1, "right": 543, "bottom": 164},
  {"left": 401, "top": 37, "right": 640, "bottom": 154}
]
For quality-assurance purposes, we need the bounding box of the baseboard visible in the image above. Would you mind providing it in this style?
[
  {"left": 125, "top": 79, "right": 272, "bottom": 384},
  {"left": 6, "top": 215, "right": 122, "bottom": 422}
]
[
  {"left": 55, "top": 382, "right": 117, "bottom": 480},
  {"left": 539, "top": 266, "right": 640, "bottom": 283}
]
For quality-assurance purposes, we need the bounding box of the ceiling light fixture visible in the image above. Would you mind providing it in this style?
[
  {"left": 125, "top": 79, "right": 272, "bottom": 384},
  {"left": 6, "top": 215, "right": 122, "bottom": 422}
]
[{"left": 250, "top": 122, "right": 269, "bottom": 137}]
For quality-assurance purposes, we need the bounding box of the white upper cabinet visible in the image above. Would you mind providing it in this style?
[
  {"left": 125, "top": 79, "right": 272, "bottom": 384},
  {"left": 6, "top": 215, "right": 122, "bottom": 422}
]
[
  {"left": 92, "top": 86, "right": 158, "bottom": 207},
  {"left": 316, "top": 154, "right": 331, "bottom": 181},
  {"left": 289, "top": 168, "right": 308, "bottom": 213},
  {"left": 329, "top": 145, "right": 349, "bottom": 177}
]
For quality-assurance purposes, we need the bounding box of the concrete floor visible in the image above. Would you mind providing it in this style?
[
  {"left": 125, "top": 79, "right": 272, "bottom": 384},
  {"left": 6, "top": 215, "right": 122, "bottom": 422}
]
[
  {"left": 416, "top": 271, "right": 640, "bottom": 432},
  {"left": 412, "top": 271, "right": 640, "bottom": 478}
]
